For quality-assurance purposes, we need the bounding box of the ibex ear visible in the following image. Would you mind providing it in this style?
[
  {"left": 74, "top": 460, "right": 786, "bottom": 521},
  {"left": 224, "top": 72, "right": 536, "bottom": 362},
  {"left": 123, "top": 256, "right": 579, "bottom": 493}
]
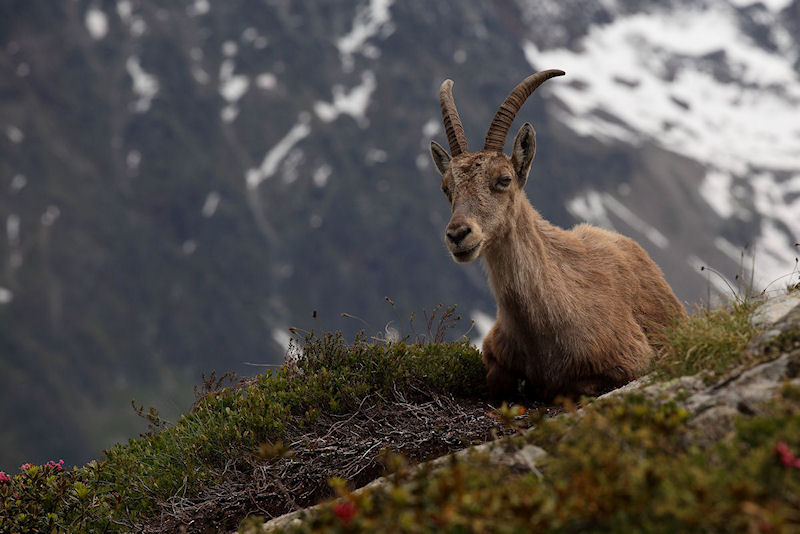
[
  {"left": 511, "top": 122, "right": 536, "bottom": 187},
  {"left": 430, "top": 141, "right": 452, "bottom": 176}
]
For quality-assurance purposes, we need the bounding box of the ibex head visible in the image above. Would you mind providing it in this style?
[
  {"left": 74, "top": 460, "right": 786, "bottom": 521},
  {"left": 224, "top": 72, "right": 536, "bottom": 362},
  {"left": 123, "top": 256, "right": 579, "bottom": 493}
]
[{"left": 430, "top": 70, "right": 565, "bottom": 263}]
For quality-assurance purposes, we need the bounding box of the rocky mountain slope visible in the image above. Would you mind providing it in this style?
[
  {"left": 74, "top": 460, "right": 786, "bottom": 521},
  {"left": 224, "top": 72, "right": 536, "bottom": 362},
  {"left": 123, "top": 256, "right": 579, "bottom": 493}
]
[
  {"left": 258, "top": 292, "right": 800, "bottom": 533},
  {"left": 1, "top": 290, "right": 796, "bottom": 532},
  {"left": 1, "top": 0, "right": 799, "bottom": 467}
]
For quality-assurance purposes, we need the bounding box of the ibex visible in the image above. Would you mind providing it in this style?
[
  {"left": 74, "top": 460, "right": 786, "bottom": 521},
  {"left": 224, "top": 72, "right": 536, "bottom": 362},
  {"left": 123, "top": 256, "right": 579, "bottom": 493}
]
[{"left": 429, "top": 70, "right": 686, "bottom": 399}]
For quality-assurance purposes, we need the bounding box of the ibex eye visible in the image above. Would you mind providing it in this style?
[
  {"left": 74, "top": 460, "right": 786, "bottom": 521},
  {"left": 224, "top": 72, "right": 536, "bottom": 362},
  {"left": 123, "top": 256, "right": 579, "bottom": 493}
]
[{"left": 496, "top": 176, "right": 512, "bottom": 189}]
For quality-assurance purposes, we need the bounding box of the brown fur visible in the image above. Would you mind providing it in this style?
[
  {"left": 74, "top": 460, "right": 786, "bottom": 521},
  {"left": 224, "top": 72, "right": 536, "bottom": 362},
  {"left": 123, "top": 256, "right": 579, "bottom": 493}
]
[{"left": 430, "top": 95, "right": 686, "bottom": 400}]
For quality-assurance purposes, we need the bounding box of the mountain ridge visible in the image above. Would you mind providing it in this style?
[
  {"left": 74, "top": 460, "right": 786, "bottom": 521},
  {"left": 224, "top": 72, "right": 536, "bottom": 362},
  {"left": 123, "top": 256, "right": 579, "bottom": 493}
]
[{"left": 1, "top": 0, "right": 799, "bottom": 467}]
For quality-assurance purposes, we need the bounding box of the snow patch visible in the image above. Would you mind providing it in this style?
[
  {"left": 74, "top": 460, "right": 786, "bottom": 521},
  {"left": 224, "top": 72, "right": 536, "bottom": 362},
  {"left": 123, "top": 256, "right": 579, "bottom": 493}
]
[
  {"left": 219, "top": 60, "right": 249, "bottom": 103},
  {"left": 222, "top": 40, "right": 238, "bottom": 57},
  {"left": 5, "top": 125, "right": 23, "bottom": 144},
  {"left": 337, "top": 0, "right": 395, "bottom": 71},
  {"left": 219, "top": 58, "right": 250, "bottom": 122},
  {"left": 272, "top": 328, "right": 292, "bottom": 355},
  {"left": 202, "top": 191, "right": 220, "bottom": 218},
  {"left": 221, "top": 106, "right": 239, "bottom": 123},
  {"left": 524, "top": 5, "right": 800, "bottom": 286},
  {"left": 0, "top": 287, "right": 12, "bottom": 305},
  {"left": 729, "top": 0, "right": 792, "bottom": 11},
  {"left": 281, "top": 149, "right": 304, "bottom": 184},
  {"left": 7, "top": 214, "right": 20, "bottom": 244},
  {"left": 422, "top": 118, "right": 440, "bottom": 138},
  {"left": 41, "top": 206, "right": 60, "bottom": 227},
  {"left": 313, "top": 71, "right": 376, "bottom": 127},
  {"left": 242, "top": 27, "right": 258, "bottom": 43},
  {"left": 700, "top": 170, "right": 735, "bottom": 218},
  {"left": 523, "top": 6, "right": 800, "bottom": 175},
  {"left": 256, "top": 73, "right": 277, "bottom": 90},
  {"left": 470, "top": 310, "right": 494, "bottom": 349},
  {"left": 129, "top": 17, "right": 146, "bottom": 37},
  {"left": 187, "top": 0, "right": 210, "bottom": 16},
  {"left": 750, "top": 171, "right": 800, "bottom": 283},
  {"left": 10, "top": 174, "right": 26, "bottom": 193},
  {"left": 365, "top": 148, "right": 387, "bottom": 164},
  {"left": 7, "top": 215, "right": 22, "bottom": 270},
  {"left": 752, "top": 218, "right": 799, "bottom": 288},
  {"left": 246, "top": 114, "right": 312, "bottom": 190},
  {"left": 313, "top": 165, "right": 332, "bottom": 188},
  {"left": 126, "top": 150, "right": 141, "bottom": 172},
  {"left": 567, "top": 191, "right": 667, "bottom": 248},
  {"left": 126, "top": 56, "right": 159, "bottom": 112},
  {"left": 602, "top": 194, "right": 669, "bottom": 248},
  {"left": 116, "top": 0, "right": 132, "bottom": 22},
  {"left": 182, "top": 240, "right": 197, "bottom": 255},
  {"left": 715, "top": 236, "right": 748, "bottom": 263},
  {"left": 751, "top": 172, "right": 800, "bottom": 236},
  {"left": 566, "top": 190, "right": 616, "bottom": 230},
  {"left": 243, "top": 28, "right": 269, "bottom": 50},
  {"left": 85, "top": 8, "right": 108, "bottom": 40},
  {"left": 220, "top": 75, "right": 249, "bottom": 103},
  {"left": 192, "top": 67, "right": 210, "bottom": 84}
]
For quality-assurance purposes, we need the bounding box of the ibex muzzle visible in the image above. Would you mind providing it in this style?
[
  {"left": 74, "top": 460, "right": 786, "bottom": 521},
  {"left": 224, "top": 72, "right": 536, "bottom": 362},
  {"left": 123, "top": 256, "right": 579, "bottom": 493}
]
[{"left": 429, "top": 70, "right": 686, "bottom": 400}]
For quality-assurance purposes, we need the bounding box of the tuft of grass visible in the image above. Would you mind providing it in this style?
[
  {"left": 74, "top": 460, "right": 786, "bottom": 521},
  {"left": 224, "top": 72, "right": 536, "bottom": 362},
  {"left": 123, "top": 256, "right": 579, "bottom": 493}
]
[{"left": 657, "top": 299, "right": 759, "bottom": 380}]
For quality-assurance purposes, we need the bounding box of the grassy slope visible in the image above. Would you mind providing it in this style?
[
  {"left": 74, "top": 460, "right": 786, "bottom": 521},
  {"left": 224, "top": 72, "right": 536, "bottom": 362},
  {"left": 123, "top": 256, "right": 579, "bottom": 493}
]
[
  {"left": 0, "top": 333, "right": 488, "bottom": 532},
  {"left": 2, "top": 299, "right": 799, "bottom": 533}
]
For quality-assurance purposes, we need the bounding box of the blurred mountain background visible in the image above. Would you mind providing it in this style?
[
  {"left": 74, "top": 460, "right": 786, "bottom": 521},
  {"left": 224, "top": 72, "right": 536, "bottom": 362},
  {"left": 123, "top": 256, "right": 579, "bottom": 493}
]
[{"left": 1, "top": 0, "right": 798, "bottom": 469}]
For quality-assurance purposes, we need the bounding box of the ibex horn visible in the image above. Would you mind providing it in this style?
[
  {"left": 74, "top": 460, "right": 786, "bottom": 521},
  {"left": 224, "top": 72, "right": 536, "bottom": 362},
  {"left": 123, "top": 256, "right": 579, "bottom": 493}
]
[
  {"left": 439, "top": 79, "right": 468, "bottom": 156},
  {"left": 483, "top": 69, "right": 565, "bottom": 152}
]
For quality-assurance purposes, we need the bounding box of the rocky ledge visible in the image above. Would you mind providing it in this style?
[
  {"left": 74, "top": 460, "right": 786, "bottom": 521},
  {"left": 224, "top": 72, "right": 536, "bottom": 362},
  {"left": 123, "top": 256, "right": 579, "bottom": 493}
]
[{"left": 256, "top": 293, "right": 800, "bottom": 533}]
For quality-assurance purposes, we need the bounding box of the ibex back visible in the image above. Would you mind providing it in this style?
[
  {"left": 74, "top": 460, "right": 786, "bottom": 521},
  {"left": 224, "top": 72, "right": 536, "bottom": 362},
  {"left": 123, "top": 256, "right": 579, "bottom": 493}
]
[{"left": 429, "top": 70, "right": 686, "bottom": 399}]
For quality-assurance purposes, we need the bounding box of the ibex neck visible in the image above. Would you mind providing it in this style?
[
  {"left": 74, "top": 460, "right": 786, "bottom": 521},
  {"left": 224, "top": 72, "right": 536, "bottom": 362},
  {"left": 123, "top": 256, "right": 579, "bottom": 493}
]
[{"left": 482, "top": 199, "right": 570, "bottom": 325}]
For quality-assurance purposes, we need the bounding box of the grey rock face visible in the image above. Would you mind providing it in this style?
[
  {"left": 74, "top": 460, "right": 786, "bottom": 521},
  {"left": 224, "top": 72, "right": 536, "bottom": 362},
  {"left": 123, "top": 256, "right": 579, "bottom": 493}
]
[{"left": 750, "top": 292, "right": 800, "bottom": 345}]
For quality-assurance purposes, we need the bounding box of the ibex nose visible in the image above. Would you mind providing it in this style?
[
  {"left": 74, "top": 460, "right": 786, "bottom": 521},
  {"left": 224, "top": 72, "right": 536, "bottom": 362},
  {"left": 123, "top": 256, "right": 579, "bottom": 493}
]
[{"left": 446, "top": 223, "right": 472, "bottom": 246}]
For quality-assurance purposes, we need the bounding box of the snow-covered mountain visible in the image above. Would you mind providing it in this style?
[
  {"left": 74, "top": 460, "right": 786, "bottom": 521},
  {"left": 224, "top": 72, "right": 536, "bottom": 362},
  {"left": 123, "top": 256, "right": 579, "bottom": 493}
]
[
  {"left": 517, "top": 0, "right": 800, "bottom": 295},
  {"left": 1, "top": 0, "right": 798, "bottom": 467}
]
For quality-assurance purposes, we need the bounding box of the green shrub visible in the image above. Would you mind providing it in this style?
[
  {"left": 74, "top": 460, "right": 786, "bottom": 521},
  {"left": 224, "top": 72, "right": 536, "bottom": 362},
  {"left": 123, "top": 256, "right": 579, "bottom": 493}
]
[
  {"left": 0, "top": 333, "right": 487, "bottom": 532},
  {"left": 0, "top": 460, "right": 117, "bottom": 533}
]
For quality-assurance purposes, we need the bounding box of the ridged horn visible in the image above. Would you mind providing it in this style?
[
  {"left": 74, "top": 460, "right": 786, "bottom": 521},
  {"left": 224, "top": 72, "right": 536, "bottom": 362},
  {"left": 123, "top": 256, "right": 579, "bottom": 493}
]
[
  {"left": 439, "top": 79, "right": 468, "bottom": 156},
  {"left": 483, "top": 69, "right": 565, "bottom": 152}
]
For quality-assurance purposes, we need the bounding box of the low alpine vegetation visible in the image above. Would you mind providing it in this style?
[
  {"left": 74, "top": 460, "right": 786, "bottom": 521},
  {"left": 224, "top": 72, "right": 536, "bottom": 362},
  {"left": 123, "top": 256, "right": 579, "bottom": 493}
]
[
  {"left": 657, "top": 299, "right": 758, "bottom": 379},
  {"left": 288, "top": 387, "right": 800, "bottom": 533},
  {"left": 4, "top": 292, "right": 795, "bottom": 533},
  {"left": 1, "top": 332, "right": 490, "bottom": 532}
]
